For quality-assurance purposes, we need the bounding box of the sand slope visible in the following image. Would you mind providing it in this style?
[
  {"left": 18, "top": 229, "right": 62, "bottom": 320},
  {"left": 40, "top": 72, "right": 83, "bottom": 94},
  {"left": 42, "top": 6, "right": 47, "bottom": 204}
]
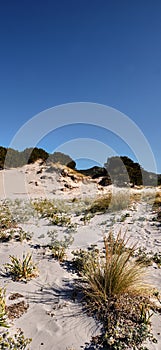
[{"left": 0, "top": 163, "right": 161, "bottom": 349}]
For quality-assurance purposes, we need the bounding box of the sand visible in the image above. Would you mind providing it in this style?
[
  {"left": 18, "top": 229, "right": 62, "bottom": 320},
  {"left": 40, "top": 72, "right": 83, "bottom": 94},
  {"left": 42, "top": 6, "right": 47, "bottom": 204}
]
[{"left": 0, "top": 163, "right": 161, "bottom": 349}]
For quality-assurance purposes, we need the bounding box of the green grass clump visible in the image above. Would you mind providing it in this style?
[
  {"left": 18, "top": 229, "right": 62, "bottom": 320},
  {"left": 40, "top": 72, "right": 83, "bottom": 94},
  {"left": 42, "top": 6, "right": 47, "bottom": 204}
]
[
  {"left": 0, "top": 330, "right": 31, "bottom": 349},
  {"left": 0, "top": 287, "right": 8, "bottom": 327},
  {"left": 5, "top": 253, "right": 38, "bottom": 281}
]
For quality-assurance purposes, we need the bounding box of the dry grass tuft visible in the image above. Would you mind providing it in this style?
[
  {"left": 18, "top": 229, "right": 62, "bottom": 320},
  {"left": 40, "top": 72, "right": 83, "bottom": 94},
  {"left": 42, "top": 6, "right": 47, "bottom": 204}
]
[
  {"left": 74, "top": 231, "right": 156, "bottom": 349},
  {"left": 82, "top": 231, "right": 147, "bottom": 303}
]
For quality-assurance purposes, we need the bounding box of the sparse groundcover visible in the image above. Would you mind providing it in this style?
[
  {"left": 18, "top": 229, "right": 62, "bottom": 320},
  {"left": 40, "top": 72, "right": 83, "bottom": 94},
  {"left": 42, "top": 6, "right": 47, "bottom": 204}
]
[
  {"left": 0, "top": 227, "right": 32, "bottom": 243},
  {"left": 48, "top": 213, "right": 71, "bottom": 226},
  {"left": 5, "top": 253, "right": 39, "bottom": 281},
  {"left": 135, "top": 247, "right": 161, "bottom": 268},
  {"left": 6, "top": 300, "right": 29, "bottom": 320},
  {"left": 32, "top": 199, "right": 72, "bottom": 226},
  {"left": 85, "top": 191, "right": 131, "bottom": 215},
  {"left": 0, "top": 201, "right": 33, "bottom": 243},
  {"left": 32, "top": 198, "right": 70, "bottom": 217},
  {"left": 0, "top": 202, "right": 17, "bottom": 230},
  {"left": 72, "top": 244, "right": 99, "bottom": 275},
  {"left": 73, "top": 231, "right": 158, "bottom": 349},
  {"left": 32, "top": 198, "right": 59, "bottom": 217},
  {"left": 48, "top": 231, "right": 74, "bottom": 262},
  {"left": 0, "top": 330, "right": 31, "bottom": 349},
  {"left": 0, "top": 288, "right": 31, "bottom": 348},
  {"left": 4, "top": 199, "right": 36, "bottom": 223}
]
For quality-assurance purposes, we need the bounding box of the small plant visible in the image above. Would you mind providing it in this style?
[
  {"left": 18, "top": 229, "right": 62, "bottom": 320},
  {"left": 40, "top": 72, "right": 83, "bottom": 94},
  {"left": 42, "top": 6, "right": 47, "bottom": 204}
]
[
  {"left": 5, "top": 253, "right": 38, "bottom": 281},
  {"left": 152, "top": 252, "right": 161, "bottom": 267},
  {"left": 48, "top": 232, "right": 74, "bottom": 262},
  {"left": 0, "top": 329, "right": 31, "bottom": 349},
  {"left": 139, "top": 303, "right": 153, "bottom": 325},
  {"left": 0, "top": 287, "right": 8, "bottom": 327},
  {"left": 119, "top": 212, "right": 130, "bottom": 222},
  {"left": 0, "top": 204, "right": 17, "bottom": 230},
  {"left": 0, "top": 230, "right": 13, "bottom": 242},
  {"left": 135, "top": 248, "right": 161, "bottom": 268},
  {"left": 80, "top": 213, "right": 93, "bottom": 225},
  {"left": 14, "top": 228, "right": 33, "bottom": 242},
  {"left": 135, "top": 247, "right": 153, "bottom": 266},
  {"left": 72, "top": 245, "right": 99, "bottom": 275},
  {"left": 49, "top": 213, "right": 71, "bottom": 227},
  {"left": 32, "top": 198, "right": 58, "bottom": 218}
]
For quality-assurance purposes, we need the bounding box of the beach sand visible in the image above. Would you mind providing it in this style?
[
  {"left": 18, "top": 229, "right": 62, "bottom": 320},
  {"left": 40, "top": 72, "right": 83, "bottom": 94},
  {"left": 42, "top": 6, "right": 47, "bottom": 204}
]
[{"left": 0, "top": 163, "right": 161, "bottom": 349}]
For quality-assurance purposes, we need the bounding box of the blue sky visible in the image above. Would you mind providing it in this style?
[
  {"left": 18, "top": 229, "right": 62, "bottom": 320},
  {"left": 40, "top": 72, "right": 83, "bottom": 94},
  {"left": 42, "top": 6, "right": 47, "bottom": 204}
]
[{"left": 0, "top": 1, "right": 161, "bottom": 171}]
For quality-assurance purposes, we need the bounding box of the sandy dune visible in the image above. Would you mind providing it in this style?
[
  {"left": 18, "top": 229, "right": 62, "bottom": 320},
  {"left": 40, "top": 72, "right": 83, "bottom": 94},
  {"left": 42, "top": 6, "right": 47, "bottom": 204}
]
[{"left": 0, "top": 163, "right": 161, "bottom": 349}]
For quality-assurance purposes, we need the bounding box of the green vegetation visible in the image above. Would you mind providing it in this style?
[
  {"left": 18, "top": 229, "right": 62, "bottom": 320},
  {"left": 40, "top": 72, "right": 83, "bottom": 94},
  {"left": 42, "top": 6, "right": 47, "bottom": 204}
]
[
  {"left": 0, "top": 287, "right": 31, "bottom": 348},
  {"left": 73, "top": 231, "right": 157, "bottom": 349},
  {"left": 0, "top": 146, "right": 75, "bottom": 169},
  {"left": 0, "top": 330, "right": 31, "bottom": 349},
  {"left": 135, "top": 247, "right": 161, "bottom": 268},
  {"left": 0, "top": 145, "right": 160, "bottom": 186},
  {"left": 104, "top": 156, "right": 158, "bottom": 187},
  {"left": 48, "top": 231, "right": 74, "bottom": 262},
  {"left": 32, "top": 198, "right": 70, "bottom": 217},
  {"left": 47, "top": 151, "right": 76, "bottom": 167},
  {"left": 49, "top": 213, "right": 71, "bottom": 227},
  {"left": 86, "top": 191, "right": 130, "bottom": 214},
  {"left": 5, "top": 253, "right": 38, "bottom": 281},
  {"left": 0, "top": 228, "right": 32, "bottom": 243},
  {"left": 80, "top": 213, "right": 94, "bottom": 225},
  {"left": 0, "top": 203, "right": 17, "bottom": 230},
  {"left": 0, "top": 287, "right": 8, "bottom": 327},
  {"left": 3, "top": 147, "right": 47, "bottom": 168},
  {"left": 32, "top": 199, "right": 73, "bottom": 226},
  {"left": 72, "top": 244, "right": 99, "bottom": 275}
]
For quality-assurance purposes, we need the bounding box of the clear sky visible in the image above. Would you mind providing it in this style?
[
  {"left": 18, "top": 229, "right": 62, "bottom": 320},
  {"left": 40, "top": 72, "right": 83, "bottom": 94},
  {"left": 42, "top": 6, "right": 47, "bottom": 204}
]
[{"left": 0, "top": 1, "right": 161, "bottom": 171}]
